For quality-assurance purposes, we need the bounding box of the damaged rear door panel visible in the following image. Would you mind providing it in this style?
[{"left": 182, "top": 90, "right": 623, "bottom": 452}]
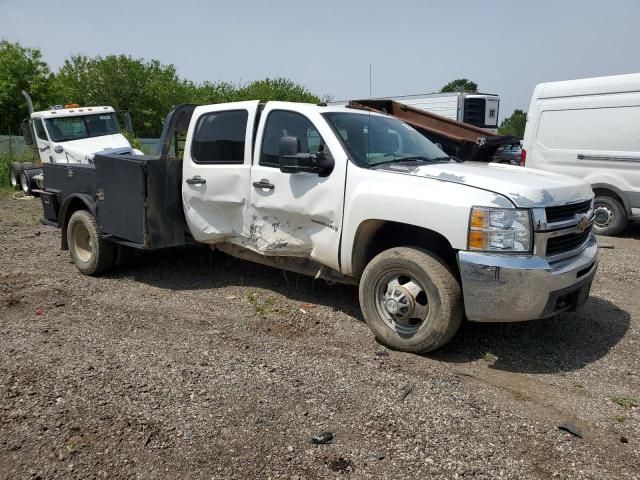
[{"left": 182, "top": 101, "right": 260, "bottom": 244}]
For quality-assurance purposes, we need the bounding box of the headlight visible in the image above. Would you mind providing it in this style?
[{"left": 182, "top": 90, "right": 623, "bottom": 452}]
[{"left": 468, "top": 207, "right": 532, "bottom": 253}]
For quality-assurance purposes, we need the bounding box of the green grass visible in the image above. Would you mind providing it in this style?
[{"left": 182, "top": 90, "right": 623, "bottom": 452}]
[
  {"left": 612, "top": 396, "right": 637, "bottom": 409},
  {"left": 0, "top": 152, "right": 35, "bottom": 189}
]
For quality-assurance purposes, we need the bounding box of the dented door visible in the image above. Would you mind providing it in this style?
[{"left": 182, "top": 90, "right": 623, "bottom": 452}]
[
  {"left": 182, "top": 101, "right": 260, "bottom": 244},
  {"left": 249, "top": 105, "right": 346, "bottom": 271}
]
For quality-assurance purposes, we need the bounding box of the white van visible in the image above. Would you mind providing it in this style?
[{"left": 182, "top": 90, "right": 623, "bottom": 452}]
[{"left": 522, "top": 73, "right": 640, "bottom": 235}]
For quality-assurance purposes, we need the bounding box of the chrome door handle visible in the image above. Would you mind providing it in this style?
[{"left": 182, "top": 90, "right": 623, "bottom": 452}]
[
  {"left": 252, "top": 180, "right": 274, "bottom": 190},
  {"left": 186, "top": 176, "right": 206, "bottom": 185}
]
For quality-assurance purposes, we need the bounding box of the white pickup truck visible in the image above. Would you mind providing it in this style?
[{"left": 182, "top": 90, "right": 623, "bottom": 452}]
[{"left": 37, "top": 101, "right": 598, "bottom": 353}]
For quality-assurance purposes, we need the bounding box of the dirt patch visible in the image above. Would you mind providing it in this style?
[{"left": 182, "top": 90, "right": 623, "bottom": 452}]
[{"left": 0, "top": 192, "right": 639, "bottom": 479}]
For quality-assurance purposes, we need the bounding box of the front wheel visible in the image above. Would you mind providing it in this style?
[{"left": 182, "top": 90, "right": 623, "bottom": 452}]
[
  {"left": 67, "top": 210, "right": 116, "bottom": 275},
  {"left": 359, "top": 247, "right": 463, "bottom": 353},
  {"left": 593, "top": 195, "right": 626, "bottom": 236}
]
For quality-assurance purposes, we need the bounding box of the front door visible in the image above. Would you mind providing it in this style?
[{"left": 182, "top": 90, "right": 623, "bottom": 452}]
[
  {"left": 249, "top": 105, "right": 346, "bottom": 271},
  {"left": 182, "top": 101, "right": 260, "bottom": 244}
]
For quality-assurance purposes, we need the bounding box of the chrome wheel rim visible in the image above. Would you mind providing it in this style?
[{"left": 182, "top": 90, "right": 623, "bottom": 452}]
[
  {"left": 374, "top": 270, "right": 430, "bottom": 336},
  {"left": 594, "top": 205, "right": 613, "bottom": 230},
  {"left": 20, "top": 172, "right": 29, "bottom": 193},
  {"left": 10, "top": 169, "right": 18, "bottom": 187},
  {"left": 72, "top": 223, "right": 93, "bottom": 263}
]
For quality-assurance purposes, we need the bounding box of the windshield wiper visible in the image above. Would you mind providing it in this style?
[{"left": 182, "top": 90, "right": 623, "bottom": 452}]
[{"left": 370, "top": 156, "right": 433, "bottom": 167}]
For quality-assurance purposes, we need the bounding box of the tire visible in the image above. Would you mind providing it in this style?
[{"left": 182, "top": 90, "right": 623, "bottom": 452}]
[
  {"left": 593, "top": 195, "right": 626, "bottom": 236},
  {"left": 19, "top": 170, "right": 32, "bottom": 195},
  {"left": 10, "top": 163, "right": 22, "bottom": 189},
  {"left": 359, "top": 247, "right": 463, "bottom": 353},
  {"left": 67, "top": 210, "right": 116, "bottom": 275}
]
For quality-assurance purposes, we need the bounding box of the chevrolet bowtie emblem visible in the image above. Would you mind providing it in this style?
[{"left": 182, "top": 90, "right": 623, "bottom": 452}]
[{"left": 576, "top": 215, "right": 590, "bottom": 232}]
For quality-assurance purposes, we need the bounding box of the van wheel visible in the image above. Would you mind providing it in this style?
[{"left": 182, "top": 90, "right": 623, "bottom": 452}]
[
  {"left": 593, "top": 196, "right": 626, "bottom": 236},
  {"left": 67, "top": 210, "right": 116, "bottom": 275},
  {"left": 359, "top": 247, "right": 463, "bottom": 353}
]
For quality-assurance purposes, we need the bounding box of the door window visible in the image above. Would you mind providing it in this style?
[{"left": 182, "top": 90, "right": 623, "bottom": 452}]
[
  {"left": 260, "top": 110, "right": 329, "bottom": 167},
  {"left": 34, "top": 119, "right": 48, "bottom": 141},
  {"left": 191, "top": 110, "right": 248, "bottom": 164}
]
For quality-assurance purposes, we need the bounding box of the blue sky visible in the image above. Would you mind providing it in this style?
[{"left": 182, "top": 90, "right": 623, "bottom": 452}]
[{"left": 1, "top": 0, "right": 638, "bottom": 120}]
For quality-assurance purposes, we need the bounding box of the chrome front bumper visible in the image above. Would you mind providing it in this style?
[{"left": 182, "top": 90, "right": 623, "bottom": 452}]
[{"left": 458, "top": 235, "right": 598, "bottom": 322}]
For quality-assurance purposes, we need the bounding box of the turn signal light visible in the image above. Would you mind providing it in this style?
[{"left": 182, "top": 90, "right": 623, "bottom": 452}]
[
  {"left": 470, "top": 209, "right": 486, "bottom": 229},
  {"left": 468, "top": 231, "right": 487, "bottom": 250}
]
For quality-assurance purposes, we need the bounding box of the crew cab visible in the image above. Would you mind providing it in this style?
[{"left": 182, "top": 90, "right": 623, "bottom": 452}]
[{"left": 37, "top": 101, "right": 599, "bottom": 353}]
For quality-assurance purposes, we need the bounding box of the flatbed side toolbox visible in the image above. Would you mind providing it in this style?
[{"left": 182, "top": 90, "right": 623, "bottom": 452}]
[
  {"left": 93, "top": 154, "right": 187, "bottom": 249},
  {"left": 39, "top": 190, "right": 59, "bottom": 224}
]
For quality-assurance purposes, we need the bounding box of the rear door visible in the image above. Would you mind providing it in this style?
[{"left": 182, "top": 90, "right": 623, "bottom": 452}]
[{"left": 182, "top": 101, "right": 260, "bottom": 243}]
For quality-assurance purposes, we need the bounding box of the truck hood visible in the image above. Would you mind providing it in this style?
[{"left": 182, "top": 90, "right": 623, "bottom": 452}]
[
  {"left": 378, "top": 161, "right": 593, "bottom": 207},
  {"left": 59, "top": 134, "right": 133, "bottom": 160}
]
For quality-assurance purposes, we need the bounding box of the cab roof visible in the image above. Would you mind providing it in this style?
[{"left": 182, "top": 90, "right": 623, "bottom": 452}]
[{"left": 31, "top": 106, "right": 115, "bottom": 120}]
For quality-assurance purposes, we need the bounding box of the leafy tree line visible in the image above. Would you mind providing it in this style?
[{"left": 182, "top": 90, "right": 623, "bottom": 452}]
[{"left": 0, "top": 40, "right": 320, "bottom": 137}]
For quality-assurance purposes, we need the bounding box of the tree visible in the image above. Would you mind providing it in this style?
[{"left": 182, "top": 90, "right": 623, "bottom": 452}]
[
  {"left": 440, "top": 78, "right": 478, "bottom": 93},
  {"left": 234, "top": 78, "right": 319, "bottom": 103},
  {"left": 0, "top": 40, "right": 56, "bottom": 134},
  {"left": 498, "top": 109, "right": 527, "bottom": 139},
  {"left": 55, "top": 54, "right": 189, "bottom": 137},
  {"left": 55, "top": 55, "right": 322, "bottom": 137}
]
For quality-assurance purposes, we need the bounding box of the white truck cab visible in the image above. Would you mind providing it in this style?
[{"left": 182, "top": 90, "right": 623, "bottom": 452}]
[
  {"left": 41, "top": 101, "right": 599, "bottom": 353},
  {"left": 30, "top": 105, "right": 141, "bottom": 164},
  {"left": 12, "top": 102, "right": 143, "bottom": 195}
]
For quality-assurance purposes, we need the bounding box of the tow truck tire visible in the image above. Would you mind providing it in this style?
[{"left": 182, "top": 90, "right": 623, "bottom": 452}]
[
  {"left": 359, "top": 247, "right": 463, "bottom": 353},
  {"left": 67, "top": 210, "right": 116, "bottom": 275},
  {"left": 593, "top": 195, "right": 626, "bottom": 236}
]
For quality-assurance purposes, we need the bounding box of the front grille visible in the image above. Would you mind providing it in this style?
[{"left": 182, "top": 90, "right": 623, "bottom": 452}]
[
  {"left": 545, "top": 200, "right": 591, "bottom": 223},
  {"left": 546, "top": 227, "right": 591, "bottom": 256}
]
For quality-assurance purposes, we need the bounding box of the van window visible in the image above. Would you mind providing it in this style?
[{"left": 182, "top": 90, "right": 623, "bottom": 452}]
[
  {"left": 191, "top": 110, "right": 248, "bottom": 164},
  {"left": 537, "top": 106, "right": 640, "bottom": 152}
]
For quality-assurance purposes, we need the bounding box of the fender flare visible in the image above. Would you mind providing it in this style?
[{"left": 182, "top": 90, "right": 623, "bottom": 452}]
[
  {"left": 591, "top": 183, "right": 631, "bottom": 216},
  {"left": 58, "top": 193, "right": 97, "bottom": 250}
]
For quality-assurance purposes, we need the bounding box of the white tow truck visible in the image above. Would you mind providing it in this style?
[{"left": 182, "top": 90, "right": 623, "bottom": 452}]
[
  {"left": 10, "top": 92, "right": 142, "bottom": 195},
  {"left": 37, "top": 101, "right": 598, "bottom": 353}
]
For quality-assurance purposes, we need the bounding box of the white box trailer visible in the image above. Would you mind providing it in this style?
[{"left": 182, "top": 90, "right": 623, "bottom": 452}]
[{"left": 387, "top": 92, "right": 500, "bottom": 131}]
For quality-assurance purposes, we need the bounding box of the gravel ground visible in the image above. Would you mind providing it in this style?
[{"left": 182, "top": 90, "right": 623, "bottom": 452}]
[{"left": 1, "top": 192, "right": 639, "bottom": 479}]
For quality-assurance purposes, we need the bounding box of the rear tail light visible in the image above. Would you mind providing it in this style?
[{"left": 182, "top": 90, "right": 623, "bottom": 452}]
[{"left": 520, "top": 148, "right": 527, "bottom": 166}]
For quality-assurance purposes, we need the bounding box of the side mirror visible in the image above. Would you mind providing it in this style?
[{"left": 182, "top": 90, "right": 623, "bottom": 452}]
[
  {"left": 21, "top": 121, "right": 34, "bottom": 145},
  {"left": 54, "top": 145, "right": 64, "bottom": 154},
  {"left": 278, "top": 136, "right": 334, "bottom": 176}
]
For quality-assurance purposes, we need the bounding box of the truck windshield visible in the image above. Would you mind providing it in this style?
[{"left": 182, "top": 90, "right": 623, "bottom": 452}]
[
  {"left": 44, "top": 113, "right": 120, "bottom": 142},
  {"left": 322, "top": 112, "right": 447, "bottom": 167}
]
